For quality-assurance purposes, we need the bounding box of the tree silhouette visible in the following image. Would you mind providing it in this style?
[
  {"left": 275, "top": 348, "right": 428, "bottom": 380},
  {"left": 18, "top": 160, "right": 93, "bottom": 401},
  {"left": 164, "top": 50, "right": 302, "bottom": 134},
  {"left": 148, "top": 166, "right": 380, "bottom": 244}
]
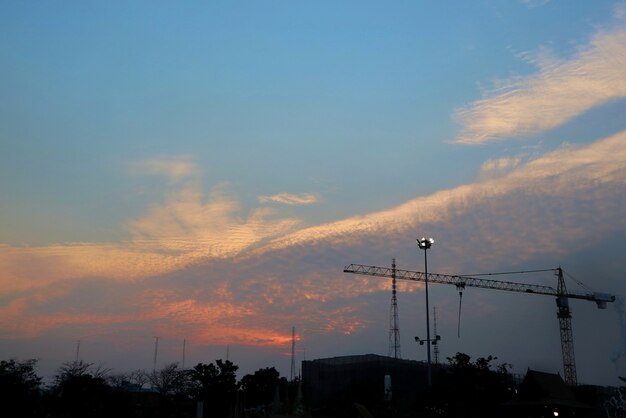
[
  {"left": 0, "top": 359, "right": 42, "bottom": 418},
  {"left": 51, "top": 360, "right": 112, "bottom": 418},
  {"left": 190, "top": 359, "right": 239, "bottom": 417},
  {"left": 147, "top": 363, "right": 191, "bottom": 396},
  {"left": 240, "top": 366, "right": 287, "bottom": 409},
  {"left": 447, "top": 352, "right": 473, "bottom": 370},
  {"left": 439, "top": 352, "right": 514, "bottom": 418}
]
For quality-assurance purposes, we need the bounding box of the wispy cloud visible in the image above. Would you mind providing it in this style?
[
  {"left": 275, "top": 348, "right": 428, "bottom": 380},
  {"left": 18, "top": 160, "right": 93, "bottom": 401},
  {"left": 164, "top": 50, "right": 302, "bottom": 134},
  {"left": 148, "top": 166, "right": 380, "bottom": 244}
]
[
  {"left": 454, "top": 26, "right": 626, "bottom": 144},
  {"left": 478, "top": 156, "right": 522, "bottom": 180},
  {"left": 129, "top": 155, "right": 200, "bottom": 180},
  {"left": 615, "top": 2, "right": 626, "bottom": 20},
  {"left": 256, "top": 130, "right": 626, "bottom": 258},
  {"left": 521, "top": 0, "right": 550, "bottom": 8},
  {"left": 0, "top": 170, "right": 302, "bottom": 294},
  {"left": 258, "top": 193, "right": 319, "bottom": 206},
  {"left": 127, "top": 183, "right": 301, "bottom": 258}
]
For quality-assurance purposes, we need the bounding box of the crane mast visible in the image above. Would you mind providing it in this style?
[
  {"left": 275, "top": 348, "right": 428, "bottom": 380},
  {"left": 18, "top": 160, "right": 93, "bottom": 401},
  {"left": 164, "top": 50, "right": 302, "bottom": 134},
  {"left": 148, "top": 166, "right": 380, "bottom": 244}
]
[
  {"left": 556, "top": 268, "right": 577, "bottom": 386},
  {"left": 343, "top": 263, "right": 615, "bottom": 386}
]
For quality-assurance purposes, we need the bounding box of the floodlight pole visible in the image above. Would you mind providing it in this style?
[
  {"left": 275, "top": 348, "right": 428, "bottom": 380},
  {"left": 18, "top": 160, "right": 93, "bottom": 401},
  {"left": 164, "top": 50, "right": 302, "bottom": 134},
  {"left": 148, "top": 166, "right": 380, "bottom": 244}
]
[{"left": 417, "top": 237, "right": 434, "bottom": 386}]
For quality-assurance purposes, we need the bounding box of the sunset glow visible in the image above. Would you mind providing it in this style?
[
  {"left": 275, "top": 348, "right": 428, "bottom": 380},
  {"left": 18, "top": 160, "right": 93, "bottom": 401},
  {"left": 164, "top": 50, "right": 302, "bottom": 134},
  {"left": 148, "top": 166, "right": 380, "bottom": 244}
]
[{"left": 1, "top": 1, "right": 625, "bottom": 386}]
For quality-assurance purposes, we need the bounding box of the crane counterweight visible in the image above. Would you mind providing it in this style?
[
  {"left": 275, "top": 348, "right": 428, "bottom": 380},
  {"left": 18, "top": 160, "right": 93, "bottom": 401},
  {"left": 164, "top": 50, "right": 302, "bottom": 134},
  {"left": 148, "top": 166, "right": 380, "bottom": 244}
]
[{"left": 593, "top": 292, "right": 615, "bottom": 309}]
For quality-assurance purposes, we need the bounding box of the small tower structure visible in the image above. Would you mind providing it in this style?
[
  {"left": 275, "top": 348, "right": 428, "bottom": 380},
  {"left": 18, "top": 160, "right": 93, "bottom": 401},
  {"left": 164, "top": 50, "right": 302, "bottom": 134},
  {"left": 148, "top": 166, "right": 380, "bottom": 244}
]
[
  {"left": 290, "top": 326, "right": 296, "bottom": 381},
  {"left": 388, "top": 259, "right": 401, "bottom": 358}
]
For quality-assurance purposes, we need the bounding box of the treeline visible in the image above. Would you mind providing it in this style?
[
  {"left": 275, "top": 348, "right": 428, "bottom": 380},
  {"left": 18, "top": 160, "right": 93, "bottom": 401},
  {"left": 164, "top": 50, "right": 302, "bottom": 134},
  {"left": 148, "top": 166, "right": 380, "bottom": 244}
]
[{"left": 0, "top": 358, "right": 299, "bottom": 418}]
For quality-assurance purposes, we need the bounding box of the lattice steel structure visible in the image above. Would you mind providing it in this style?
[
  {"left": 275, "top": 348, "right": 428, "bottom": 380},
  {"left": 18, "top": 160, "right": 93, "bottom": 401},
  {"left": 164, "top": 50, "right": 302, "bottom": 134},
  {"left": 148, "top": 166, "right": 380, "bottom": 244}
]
[
  {"left": 388, "top": 259, "right": 401, "bottom": 359},
  {"left": 344, "top": 264, "right": 615, "bottom": 386}
]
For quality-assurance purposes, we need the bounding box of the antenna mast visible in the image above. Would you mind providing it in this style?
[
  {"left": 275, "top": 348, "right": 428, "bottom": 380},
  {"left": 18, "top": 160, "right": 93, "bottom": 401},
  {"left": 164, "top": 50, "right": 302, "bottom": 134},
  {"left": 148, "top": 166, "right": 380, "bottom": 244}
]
[
  {"left": 290, "top": 326, "right": 296, "bottom": 381},
  {"left": 388, "top": 259, "right": 401, "bottom": 358},
  {"left": 153, "top": 336, "right": 159, "bottom": 373}
]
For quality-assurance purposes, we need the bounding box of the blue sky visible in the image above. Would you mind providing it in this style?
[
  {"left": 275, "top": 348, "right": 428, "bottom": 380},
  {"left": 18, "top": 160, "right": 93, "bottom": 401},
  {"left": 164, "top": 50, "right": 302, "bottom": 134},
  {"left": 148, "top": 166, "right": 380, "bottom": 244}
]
[{"left": 2, "top": 1, "right": 626, "bottom": 386}]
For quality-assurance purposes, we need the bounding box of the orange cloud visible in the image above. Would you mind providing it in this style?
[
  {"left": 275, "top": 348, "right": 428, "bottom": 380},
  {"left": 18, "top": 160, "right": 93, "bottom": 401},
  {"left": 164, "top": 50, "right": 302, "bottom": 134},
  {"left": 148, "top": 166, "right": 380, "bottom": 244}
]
[
  {"left": 0, "top": 184, "right": 301, "bottom": 294},
  {"left": 0, "top": 297, "right": 138, "bottom": 339},
  {"left": 127, "top": 183, "right": 301, "bottom": 258},
  {"left": 0, "top": 241, "right": 195, "bottom": 296}
]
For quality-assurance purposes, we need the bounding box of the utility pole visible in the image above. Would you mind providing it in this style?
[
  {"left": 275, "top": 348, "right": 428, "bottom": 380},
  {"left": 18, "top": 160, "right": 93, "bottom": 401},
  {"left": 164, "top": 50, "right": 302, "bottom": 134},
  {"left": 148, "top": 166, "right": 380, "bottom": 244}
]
[
  {"left": 290, "top": 327, "right": 296, "bottom": 381},
  {"left": 433, "top": 307, "right": 440, "bottom": 365},
  {"left": 417, "top": 237, "right": 435, "bottom": 386}
]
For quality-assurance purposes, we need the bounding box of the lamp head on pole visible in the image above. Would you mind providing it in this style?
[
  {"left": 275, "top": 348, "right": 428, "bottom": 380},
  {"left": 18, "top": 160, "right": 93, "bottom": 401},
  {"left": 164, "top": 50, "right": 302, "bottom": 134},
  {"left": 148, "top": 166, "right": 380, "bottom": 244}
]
[{"left": 417, "top": 237, "right": 435, "bottom": 250}]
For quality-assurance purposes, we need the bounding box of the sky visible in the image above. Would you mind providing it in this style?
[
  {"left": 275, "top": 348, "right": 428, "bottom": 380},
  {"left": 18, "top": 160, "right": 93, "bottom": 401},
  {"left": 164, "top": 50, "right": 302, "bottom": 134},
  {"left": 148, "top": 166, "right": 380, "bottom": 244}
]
[{"left": 1, "top": 0, "right": 626, "bottom": 387}]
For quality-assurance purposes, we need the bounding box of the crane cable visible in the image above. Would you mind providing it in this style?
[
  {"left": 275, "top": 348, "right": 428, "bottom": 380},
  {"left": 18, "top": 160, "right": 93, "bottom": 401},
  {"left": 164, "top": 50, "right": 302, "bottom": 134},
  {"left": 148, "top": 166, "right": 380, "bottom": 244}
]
[
  {"left": 564, "top": 270, "right": 594, "bottom": 293},
  {"left": 459, "top": 268, "right": 556, "bottom": 277}
]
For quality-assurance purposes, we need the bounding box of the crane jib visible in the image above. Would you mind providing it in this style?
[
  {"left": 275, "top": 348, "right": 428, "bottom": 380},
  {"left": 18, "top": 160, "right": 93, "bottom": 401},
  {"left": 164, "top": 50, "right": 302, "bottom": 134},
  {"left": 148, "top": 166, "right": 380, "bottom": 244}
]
[{"left": 342, "top": 264, "right": 615, "bottom": 304}]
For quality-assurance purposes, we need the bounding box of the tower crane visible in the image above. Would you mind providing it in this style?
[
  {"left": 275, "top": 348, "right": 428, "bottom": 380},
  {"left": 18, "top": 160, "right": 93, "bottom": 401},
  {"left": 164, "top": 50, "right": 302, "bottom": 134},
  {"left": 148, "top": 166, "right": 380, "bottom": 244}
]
[{"left": 343, "top": 263, "right": 615, "bottom": 386}]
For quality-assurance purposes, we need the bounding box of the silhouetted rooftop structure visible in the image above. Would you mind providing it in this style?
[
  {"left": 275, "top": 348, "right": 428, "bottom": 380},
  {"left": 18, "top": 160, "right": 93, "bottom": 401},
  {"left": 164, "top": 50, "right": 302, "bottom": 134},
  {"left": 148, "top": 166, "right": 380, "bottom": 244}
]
[
  {"left": 504, "top": 369, "right": 591, "bottom": 417},
  {"left": 302, "top": 354, "right": 438, "bottom": 417}
]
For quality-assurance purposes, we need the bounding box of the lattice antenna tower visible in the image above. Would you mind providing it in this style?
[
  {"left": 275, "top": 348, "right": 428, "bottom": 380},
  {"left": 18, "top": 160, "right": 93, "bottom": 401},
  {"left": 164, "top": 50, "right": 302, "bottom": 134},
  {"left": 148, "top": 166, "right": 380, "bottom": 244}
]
[
  {"left": 290, "top": 326, "right": 296, "bottom": 381},
  {"left": 75, "top": 340, "right": 81, "bottom": 361},
  {"left": 433, "top": 307, "right": 440, "bottom": 364},
  {"left": 153, "top": 336, "right": 159, "bottom": 373},
  {"left": 388, "top": 259, "right": 401, "bottom": 358}
]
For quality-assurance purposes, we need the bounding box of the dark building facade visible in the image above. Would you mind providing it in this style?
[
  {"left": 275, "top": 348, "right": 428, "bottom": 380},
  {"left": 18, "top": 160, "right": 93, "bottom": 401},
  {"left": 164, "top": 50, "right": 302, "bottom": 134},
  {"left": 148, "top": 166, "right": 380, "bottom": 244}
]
[
  {"left": 302, "top": 355, "right": 617, "bottom": 418},
  {"left": 302, "top": 354, "right": 436, "bottom": 417}
]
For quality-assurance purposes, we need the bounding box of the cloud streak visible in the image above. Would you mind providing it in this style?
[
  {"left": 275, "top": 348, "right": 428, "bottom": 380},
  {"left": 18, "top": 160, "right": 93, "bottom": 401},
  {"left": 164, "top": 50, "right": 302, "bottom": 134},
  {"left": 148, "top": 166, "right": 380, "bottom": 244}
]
[
  {"left": 258, "top": 193, "right": 319, "bottom": 206},
  {"left": 454, "top": 26, "right": 626, "bottom": 144},
  {"left": 127, "top": 183, "right": 301, "bottom": 258},
  {"left": 129, "top": 156, "right": 200, "bottom": 181},
  {"left": 478, "top": 156, "right": 522, "bottom": 180},
  {"left": 0, "top": 174, "right": 303, "bottom": 295},
  {"left": 253, "top": 130, "right": 626, "bottom": 256}
]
